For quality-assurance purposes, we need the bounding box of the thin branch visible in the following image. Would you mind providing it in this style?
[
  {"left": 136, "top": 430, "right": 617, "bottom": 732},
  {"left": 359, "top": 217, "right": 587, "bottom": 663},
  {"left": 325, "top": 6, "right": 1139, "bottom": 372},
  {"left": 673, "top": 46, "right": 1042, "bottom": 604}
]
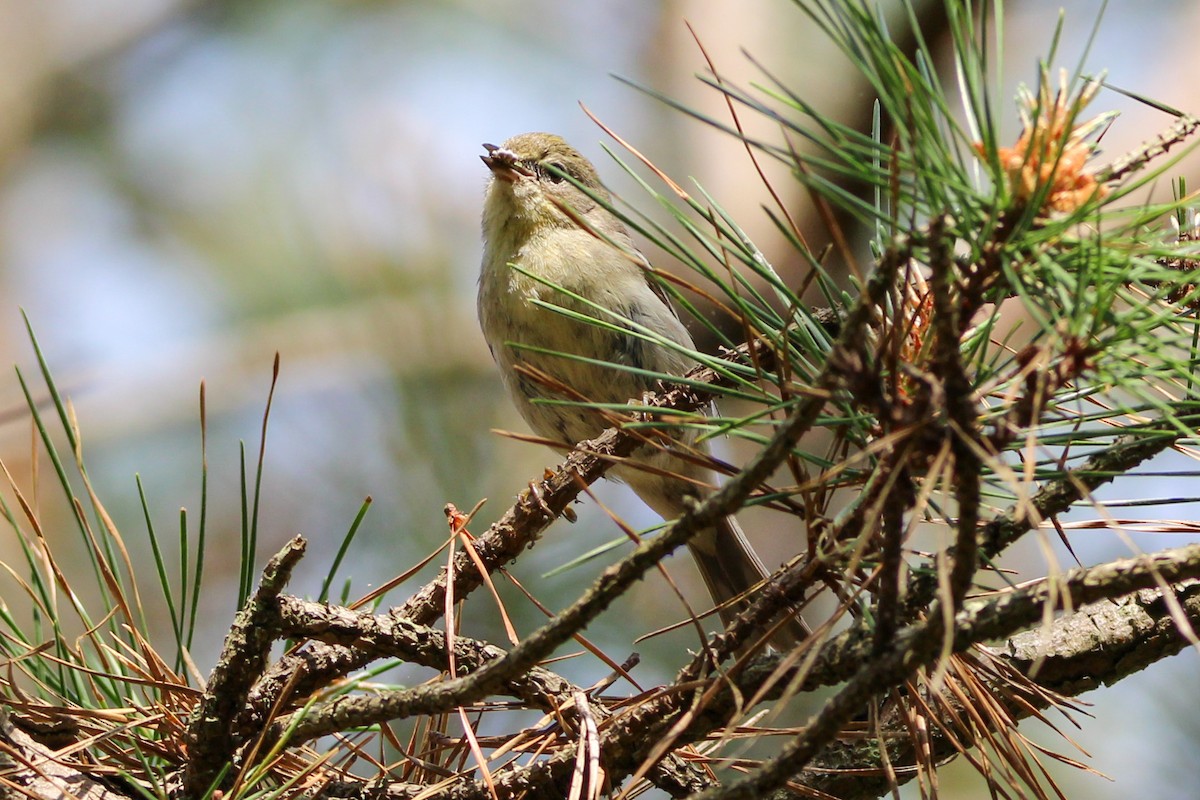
[
  {"left": 1094, "top": 113, "right": 1200, "bottom": 184},
  {"left": 181, "top": 536, "right": 305, "bottom": 798},
  {"left": 273, "top": 597, "right": 713, "bottom": 796},
  {"left": 928, "top": 213, "right": 982, "bottom": 611},
  {"left": 904, "top": 421, "right": 1184, "bottom": 617}
]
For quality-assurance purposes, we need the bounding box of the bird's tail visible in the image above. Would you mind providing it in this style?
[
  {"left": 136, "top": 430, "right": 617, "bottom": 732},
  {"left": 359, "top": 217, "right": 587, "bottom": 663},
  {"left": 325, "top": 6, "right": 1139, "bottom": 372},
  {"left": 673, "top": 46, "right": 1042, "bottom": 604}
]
[{"left": 687, "top": 514, "right": 810, "bottom": 647}]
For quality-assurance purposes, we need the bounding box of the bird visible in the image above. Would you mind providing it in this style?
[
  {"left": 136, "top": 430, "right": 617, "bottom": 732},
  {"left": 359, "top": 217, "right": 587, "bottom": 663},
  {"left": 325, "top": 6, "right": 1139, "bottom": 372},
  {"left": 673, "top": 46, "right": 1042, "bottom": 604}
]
[{"left": 476, "top": 132, "right": 806, "bottom": 646}]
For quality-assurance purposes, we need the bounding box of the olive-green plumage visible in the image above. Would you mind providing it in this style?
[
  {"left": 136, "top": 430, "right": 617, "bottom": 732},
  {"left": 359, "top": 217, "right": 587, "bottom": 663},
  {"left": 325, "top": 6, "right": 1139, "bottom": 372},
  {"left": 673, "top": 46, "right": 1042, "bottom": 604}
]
[{"left": 477, "top": 133, "right": 806, "bottom": 644}]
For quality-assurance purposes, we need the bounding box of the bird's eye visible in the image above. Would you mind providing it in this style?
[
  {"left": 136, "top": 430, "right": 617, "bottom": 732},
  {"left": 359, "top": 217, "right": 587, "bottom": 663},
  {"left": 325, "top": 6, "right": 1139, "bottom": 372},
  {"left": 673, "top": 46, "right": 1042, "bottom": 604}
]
[{"left": 544, "top": 162, "right": 566, "bottom": 183}]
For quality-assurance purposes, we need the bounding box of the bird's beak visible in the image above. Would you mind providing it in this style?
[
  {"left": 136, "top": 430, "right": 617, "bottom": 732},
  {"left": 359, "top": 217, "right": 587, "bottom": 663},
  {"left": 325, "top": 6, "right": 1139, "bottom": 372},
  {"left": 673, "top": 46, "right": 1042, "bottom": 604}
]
[{"left": 481, "top": 144, "right": 534, "bottom": 183}]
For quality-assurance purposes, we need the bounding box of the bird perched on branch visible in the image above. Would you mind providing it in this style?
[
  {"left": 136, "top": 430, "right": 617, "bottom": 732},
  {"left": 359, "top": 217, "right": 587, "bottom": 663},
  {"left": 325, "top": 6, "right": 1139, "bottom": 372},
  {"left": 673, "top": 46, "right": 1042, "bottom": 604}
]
[{"left": 477, "top": 132, "right": 806, "bottom": 646}]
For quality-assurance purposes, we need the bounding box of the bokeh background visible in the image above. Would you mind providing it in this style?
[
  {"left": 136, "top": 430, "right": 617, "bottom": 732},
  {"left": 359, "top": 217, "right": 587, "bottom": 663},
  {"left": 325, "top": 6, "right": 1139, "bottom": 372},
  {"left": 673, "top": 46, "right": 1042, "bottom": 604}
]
[{"left": 0, "top": 0, "right": 1198, "bottom": 796}]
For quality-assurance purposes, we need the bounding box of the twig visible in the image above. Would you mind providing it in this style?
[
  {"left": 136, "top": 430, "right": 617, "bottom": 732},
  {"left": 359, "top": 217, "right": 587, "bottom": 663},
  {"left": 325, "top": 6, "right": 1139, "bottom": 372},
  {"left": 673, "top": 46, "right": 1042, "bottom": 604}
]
[
  {"left": 272, "top": 597, "right": 714, "bottom": 795},
  {"left": 1094, "top": 113, "right": 1200, "bottom": 184},
  {"left": 928, "top": 213, "right": 982, "bottom": 612},
  {"left": 873, "top": 478, "right": 907, "bottom": 654},
  {"left": 954, "top": 544, "right": 1200, "bottom": 646},
  {"left": 276, "top": 597, "right": 581, "bottom": 710},
  {"left": 903, "top": 421, "right": 1184, "bottom": 617},
  {"left": 181, "top": 536, "right": 305, "bottom": 798}
]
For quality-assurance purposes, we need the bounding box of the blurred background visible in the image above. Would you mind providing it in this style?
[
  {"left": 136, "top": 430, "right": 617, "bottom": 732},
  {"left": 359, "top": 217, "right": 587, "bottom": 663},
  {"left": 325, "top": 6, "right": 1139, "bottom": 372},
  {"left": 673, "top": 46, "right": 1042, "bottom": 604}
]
[{"left": 0, "top": 0, "right": 1197, "bottom": 796}]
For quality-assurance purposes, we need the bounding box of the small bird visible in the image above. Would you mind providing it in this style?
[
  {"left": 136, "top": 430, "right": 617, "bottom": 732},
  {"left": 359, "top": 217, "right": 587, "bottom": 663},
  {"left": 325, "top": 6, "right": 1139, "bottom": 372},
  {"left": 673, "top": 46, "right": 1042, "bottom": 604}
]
[{"left": 477, "top": 132, "right": 806, "bottom": 645}]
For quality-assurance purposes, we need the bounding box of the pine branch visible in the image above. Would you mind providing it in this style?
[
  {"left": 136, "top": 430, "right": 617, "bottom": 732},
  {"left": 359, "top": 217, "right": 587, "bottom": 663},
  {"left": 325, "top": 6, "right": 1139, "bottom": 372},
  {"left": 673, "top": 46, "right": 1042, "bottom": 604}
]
[{"left": 181, "top": 537, "right": 304, "bottom": 798}]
